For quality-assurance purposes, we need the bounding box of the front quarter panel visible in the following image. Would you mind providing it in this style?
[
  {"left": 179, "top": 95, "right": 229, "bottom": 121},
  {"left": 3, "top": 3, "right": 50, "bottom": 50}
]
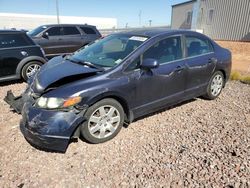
[{"left": 43, "top": 71, "right": 134, "bottom": 109}]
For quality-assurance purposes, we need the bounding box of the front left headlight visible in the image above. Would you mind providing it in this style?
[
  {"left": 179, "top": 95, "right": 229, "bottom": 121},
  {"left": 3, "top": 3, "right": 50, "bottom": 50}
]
[{"left": 36, "top": 96, "right": 82, "bottom": 109}]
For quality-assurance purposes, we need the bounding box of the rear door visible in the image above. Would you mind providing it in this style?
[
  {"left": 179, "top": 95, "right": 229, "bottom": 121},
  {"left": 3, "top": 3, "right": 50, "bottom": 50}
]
[
  {"left": 184, "top": 35, "right": 216, "bottom": 96},
  {"left": 0, "top": 33, "right": 32, "bottom": 77}
]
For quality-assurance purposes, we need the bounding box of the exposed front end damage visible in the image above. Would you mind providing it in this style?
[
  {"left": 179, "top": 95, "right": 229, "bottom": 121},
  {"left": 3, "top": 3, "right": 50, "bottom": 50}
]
[
  {"left": 4, "top": 87, "right": 87, "bottom": 152},
  {"left": 20, "top": 100, "right": 87, "bottom": 152},
  {"left": 3, "top": 57, "right": 105, "bottom": 152}
]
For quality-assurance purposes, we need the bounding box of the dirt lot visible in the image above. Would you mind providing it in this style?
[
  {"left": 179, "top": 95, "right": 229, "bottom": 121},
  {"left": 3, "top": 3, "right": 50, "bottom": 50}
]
[
  {"left": 216, "top": 41, "right": 250, "bottom": 75},
  {"left": 0, "top": 81, "right": 249, "bottom": 187}
]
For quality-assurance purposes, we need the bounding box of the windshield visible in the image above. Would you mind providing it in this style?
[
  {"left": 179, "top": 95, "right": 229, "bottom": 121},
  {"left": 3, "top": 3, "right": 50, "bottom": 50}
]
[
  {"left": 28, "top": 26, "right": 47, "bottom": 37},
  {"left": 69, "top": 34, "right": 148, "bottom": 68}
]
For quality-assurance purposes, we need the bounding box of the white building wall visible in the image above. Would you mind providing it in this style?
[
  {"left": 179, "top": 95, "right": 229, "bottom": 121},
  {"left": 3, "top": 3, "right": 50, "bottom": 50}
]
[{"left": 0, "top": 13, "right": 117, "bottom": 30}]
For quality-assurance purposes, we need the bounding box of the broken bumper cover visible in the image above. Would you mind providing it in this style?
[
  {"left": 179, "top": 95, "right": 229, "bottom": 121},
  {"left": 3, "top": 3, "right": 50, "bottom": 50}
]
[
  {"left": 20, "top": 98, "right": 86, "bottom": 152},
  {"left": 4, "top": 90, "right": 24, "bottom": 114},
  {"left": 20, "top": 121, "right": 70, "bottom": 152}
]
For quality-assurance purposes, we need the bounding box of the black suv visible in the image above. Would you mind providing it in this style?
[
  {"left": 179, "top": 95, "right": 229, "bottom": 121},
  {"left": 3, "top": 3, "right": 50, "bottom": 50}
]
[
  {"left": 0, "top": 30, "right": 47, "bottom": 82},
  {"left": 28, "top": 24, "right": 102, "bottom": 57}
]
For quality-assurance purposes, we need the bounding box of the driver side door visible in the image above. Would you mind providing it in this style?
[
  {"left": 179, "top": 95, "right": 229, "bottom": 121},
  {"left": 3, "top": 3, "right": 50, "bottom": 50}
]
[
  {"left": 37, "top": 26, "right": 63, "bottom": 56},
  {"left": 127, "top": 36, "right": 187, "bottom": 118}
]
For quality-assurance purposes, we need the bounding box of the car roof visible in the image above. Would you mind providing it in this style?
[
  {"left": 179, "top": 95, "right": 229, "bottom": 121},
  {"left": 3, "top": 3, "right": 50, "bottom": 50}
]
[
  {"left": 119, "top": 29, "right": 204, "bottom": 38},
  {"left": 41, "top": 24, "right": 96, "bottom": 28},
  {"left": 0, "top": 30, "right": 25, "bottom": 34}
]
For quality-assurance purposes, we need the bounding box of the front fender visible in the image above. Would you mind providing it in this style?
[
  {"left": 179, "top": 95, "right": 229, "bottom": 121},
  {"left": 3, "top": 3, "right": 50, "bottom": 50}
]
[
  {"left": 79, "top": 90, "right": 132, "bottom": 122},
  {"left": 84, "top": 90, "right": 128, "bottom": 107}
]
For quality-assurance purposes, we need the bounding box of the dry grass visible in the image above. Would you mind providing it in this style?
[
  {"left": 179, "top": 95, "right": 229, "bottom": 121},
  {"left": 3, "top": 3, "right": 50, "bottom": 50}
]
[{"left": 230, "top": 71, "right": 250, "bottom": 84}]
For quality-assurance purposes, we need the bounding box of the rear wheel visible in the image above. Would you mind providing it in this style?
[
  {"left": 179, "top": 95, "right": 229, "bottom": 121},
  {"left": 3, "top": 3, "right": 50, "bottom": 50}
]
[
  {"left": 203, "top": 71, "right": 224, "bottom": 100},
  {"left": 80, "top": 98, "right": 125, "bottom": 144},
  {"left": 21, "top": 61, "right": 42, "bottom": 81}
]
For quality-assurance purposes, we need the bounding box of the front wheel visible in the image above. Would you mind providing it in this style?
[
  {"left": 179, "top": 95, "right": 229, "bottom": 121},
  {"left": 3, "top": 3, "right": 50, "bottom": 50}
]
[
  {"left": 80, "top": 98, "right": 125, "bottom": 144},
  {"left": 203, "top": 71, "right": 224, "bottom": 100},
  {"left": 21, "top": 61, "right": 42, "bottom": 81}
]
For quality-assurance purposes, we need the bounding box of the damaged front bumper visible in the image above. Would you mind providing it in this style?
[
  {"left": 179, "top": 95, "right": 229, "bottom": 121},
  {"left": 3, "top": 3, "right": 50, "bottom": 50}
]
[{"left": 5, "top": 90, "right": 87, "bottom": 152}]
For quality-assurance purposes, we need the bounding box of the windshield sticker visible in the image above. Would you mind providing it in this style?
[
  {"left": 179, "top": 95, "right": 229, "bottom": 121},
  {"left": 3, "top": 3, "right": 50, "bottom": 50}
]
[
  {"left": 129, "top": 36, "right": 147, "bottom": 42},
  {"left": 115, "top": 59, "right": 122, "bottom": 64}
]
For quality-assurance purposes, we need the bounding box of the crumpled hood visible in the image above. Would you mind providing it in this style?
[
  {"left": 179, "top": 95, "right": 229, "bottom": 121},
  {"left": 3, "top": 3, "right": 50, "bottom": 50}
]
[{"left": 33, "top": 56, "right": 99, "bottom": 93}]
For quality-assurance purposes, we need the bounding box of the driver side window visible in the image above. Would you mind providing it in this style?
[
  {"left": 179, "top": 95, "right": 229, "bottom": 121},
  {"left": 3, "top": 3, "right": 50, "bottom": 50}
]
[
  {"left": 125, "top": 36, "right": 183, "bottom": 71},
  {"left": 143, "top": 36, "right": 182, "bottom": 64},
  {"left": 126, "top": 56, "right": 141, "bottom": 71},
  {"left": 46, "top": 27, "right": 62, "bottom": 36}
]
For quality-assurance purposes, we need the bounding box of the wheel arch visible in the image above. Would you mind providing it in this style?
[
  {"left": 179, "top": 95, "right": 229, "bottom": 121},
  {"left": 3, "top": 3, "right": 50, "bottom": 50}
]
[
  {"left": 217, "top": 69, "right": 227, "bottom": 87},
  {"left": 16, "top": 56, "right": 47, "bottom": 77},
  {"left": 86, "top": 92, "right": 131, "bottom": 123}
]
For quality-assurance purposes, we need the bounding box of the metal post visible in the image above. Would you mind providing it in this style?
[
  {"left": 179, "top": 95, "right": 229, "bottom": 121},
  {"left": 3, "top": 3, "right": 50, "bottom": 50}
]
[
  {"left": 139, "top": 10, "right": 142, "bottom": 26},
  {"left": 149, "top": 20, "right": 152, "bottom": 27},
  {"left": 56, "top": 0, "right": 60, "bottom": 24}
]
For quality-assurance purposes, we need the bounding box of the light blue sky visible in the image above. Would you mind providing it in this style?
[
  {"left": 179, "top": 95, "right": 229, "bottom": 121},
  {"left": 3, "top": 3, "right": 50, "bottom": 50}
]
[{"left": 0, "top": 0, "right": 187, "bottom": 27}]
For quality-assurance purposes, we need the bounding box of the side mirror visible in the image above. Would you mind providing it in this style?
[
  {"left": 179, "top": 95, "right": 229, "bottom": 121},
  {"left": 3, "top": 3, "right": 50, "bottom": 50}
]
[
  {"left": 140, "top": 58, "right": 159, "bottom": 69},
  {"left": 42, "top": 32, "right": 49, "bottom": 39}
]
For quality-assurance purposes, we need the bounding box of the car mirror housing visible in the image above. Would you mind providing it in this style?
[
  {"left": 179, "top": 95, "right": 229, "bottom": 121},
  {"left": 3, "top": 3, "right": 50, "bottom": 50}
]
[
  {"left": 140, "top": 58, "right": 159, "bottom": 69},
  {"left": 42, "top": 32, "right": 49, "bottom": 39}
]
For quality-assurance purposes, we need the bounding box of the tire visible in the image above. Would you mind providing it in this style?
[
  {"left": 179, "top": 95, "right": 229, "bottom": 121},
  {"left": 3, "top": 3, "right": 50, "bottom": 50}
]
[
  {"left": 80, "top": 98, "right": 125, "bottom": 144},
  {"left": 21, "top": 61, "right": 43, "bottom": 81},
  {"left": 203, "top": 71, "right": 224, "bottom": 100}
]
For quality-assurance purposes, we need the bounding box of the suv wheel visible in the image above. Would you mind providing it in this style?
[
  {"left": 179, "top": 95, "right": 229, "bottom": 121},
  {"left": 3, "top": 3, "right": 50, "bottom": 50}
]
[
  {"left": 203, "top": 71, "right": 224, "bottom": 100},
  {"left": 80, "top": 98, "right": 124, "bottom": 144},
  {"left": 21, "top": 61, "right": 42, "bottom": 81}
]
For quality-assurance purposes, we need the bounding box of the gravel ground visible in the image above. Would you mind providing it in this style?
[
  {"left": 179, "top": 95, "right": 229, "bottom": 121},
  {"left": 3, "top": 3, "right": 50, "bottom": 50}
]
[{"left": 0, "top": 81, "right": 249, "bottom": 187}]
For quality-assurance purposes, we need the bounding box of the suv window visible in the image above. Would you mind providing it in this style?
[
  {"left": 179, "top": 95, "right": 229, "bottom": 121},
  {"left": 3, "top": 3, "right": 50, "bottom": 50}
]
[
  {"left": 143, "top": 36, "right": 183, "bottom": 64},
  {"left": 80, "top": 27, "right": 96, "bottom": 34},
  {"left": 62, "top": 27, "right": 80, "bottom": 35},
  {"left": 0, "top": 34, "right": 31, "bottom": 48},
  {"left": 186, "top": 36, "right": 213, "bottom": 57},
  {"left": 46, "top": 27, "right": 62, "bottom": 36}
]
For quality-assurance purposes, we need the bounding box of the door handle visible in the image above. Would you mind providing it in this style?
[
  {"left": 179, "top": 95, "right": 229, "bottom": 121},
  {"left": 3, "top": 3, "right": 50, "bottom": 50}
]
[
  {"left": 208, "top": 58, "right": 217, "bottom": 64},
  {"left": 175, "top": 65, "right": 185, "bottom": 72}
]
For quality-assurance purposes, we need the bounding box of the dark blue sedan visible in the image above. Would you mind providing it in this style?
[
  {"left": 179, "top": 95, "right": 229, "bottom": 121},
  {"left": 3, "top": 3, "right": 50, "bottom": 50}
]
[{"left": 5, "top": 29, "right": 231, "bottom": 152}]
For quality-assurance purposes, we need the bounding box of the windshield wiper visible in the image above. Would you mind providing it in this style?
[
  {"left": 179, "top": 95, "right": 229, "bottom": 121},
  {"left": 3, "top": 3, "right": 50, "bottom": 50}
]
[{"left": 65, "top": 57, "right": 105, "bottom": 71}]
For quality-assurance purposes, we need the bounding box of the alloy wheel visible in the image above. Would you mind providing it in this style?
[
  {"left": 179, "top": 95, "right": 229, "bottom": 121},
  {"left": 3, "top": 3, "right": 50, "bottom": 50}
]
[
  {"left": 88, "top": 105, "right": 121, "bottom": 139},
  {"left": 211, "top": 74, "right": 223, "bottom": 97},
  {"left": 26, "top": 64, "right": 41, "bottom": 78}
]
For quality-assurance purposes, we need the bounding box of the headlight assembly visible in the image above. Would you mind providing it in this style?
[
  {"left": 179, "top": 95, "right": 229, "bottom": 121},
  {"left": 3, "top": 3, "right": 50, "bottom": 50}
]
[{"left": 36, "top": 96, "right": 82, "bottom": 109}]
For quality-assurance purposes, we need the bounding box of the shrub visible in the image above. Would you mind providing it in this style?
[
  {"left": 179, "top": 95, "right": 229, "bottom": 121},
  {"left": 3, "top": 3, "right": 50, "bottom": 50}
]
[{"left": 230, "top": 71, "right": 250, "bottom": 84}]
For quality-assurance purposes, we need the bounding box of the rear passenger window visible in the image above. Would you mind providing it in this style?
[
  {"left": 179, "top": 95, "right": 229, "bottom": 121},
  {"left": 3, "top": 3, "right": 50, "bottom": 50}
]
[
  {"left": 0, "top": 34, "right": 31, "bottom": 48},
  {"left": 80, "top": 27, "right": 96, "bottom": 34},
  {"left": 143, "top": 36, "right": 183, "bottom": 64},
  {"left": 186, "top": 36, "right": 213, "bottom": 57},
  {"left": 47, "top": 27, "right": 61, "bottom": 36},
  {"left": 62, "top": 27, "right": 80, "bottom": 35}
]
